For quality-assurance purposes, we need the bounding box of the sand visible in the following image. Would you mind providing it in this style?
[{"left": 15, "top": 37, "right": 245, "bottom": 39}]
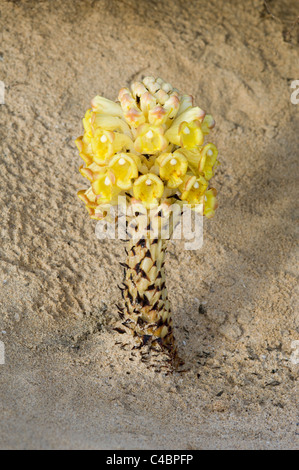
[{"left": 0, "top": 0, "right": 298, "bottom": 450}]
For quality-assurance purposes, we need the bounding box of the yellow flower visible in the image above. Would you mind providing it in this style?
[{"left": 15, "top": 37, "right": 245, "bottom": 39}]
[
  {"left": 198, "top": 143, "right": 219, "bottom": 181},
  {"left": 139, "top": 91, "right": 157, "bottom": 118},
  {"left": 165, "top": 107, "right": 205, "bottom": 147},
  {"left": 78, "top": 187, "right": 98, "bottom": 210},
  {"left": 77, "top": 188, "right": 111, "bottom": 221},
  {"left": 204, "top": 188, "right": 218, "bottom": 218},
  {"left": 91, "top": 171, "right": 119, "bottom": 204},
  {"left": 91, "top": 127, "right": 134, "bottom": 165},
  {"left": 148, "top": 105, "right": 168, "bottom": 126},
  {"left": 179, "top": 174, "right": 208, "bottom": 205},
  {"left": 118, "top": 87, "right": 146, "bottom": 128},
  {"left": 82, "top": 108, "right": 93, "bottom": 138},
  {"left": 175, "top": 147, "right": 201, "bottom": 175},
  {"left": 176, "top": 94, "right": 193, "bottom": 115},
  {"left": 91, "top": 96, "right": 124, "bottom": 118},
  {"left": 156, "top": 152, "right": 188, "bottom": 188},
  {"left": 108, "top": 153, "right": 139, "bottom": 190},
  {"left": 75, "top": 135, "right": 94, "bottom": 166},
  {"left": 201, "top": 114, "right": 215, "bottom": 135},
  {"left": 91, "top": 128, "right": 115, "bottom": 164},
  {"left": 76, "top": 78, "right": 219, "bottom": 221},
  {"left": 133, "top": 173, "right": 164, "bottom": 209},
  {"left": 163, "top": 93, "right": 181, "bottom": 119},
  {"left": 131, "top": 81, "right": 148, "bottom": 100},
  {"left": 178, "top": 120, "right": 204, "bottom": 149},
  {"left": 134, "top": 124, "right": 168, "bottom": 155},
  {"left": 79, "top": 162, "right": 102, "bottom": 182}
]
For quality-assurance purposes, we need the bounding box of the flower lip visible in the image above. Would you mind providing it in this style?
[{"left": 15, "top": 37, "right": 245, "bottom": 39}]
[
  {"left": 91, "top": 128, "right": 115, "bottom": 164},
  {"left": 157, "top": 152, "right": 188, "bottom": 189},
  {"left": 198, "top": 143, "right": 219, "bottom": 180},
  {"left": 179, "top": 120, "right": 204, "bottom": 149},
  {"left": 91, "top": 173, "right": 116, "bottom": 203},
  {"left": 133, "top": 173, "right": 164, "bottom": 208},
  {"left": 201, "top": 114, "right": 215, "bottom": 135},
  {"left": 134, "top": 124, "right": 168, "bottom": 155},
  {"left": 179, "top": 174, "right": 208, "bottom": 204},
  {"left": 108, "top": 152, "right": 139, "bottom": 190}
]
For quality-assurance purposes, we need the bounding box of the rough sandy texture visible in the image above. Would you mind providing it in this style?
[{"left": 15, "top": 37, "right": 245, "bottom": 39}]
[{"left": 0, "top": 0, "right": 298, "bottom": 450}]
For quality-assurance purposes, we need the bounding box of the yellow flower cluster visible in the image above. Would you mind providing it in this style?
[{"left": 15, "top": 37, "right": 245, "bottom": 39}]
[{"left": 76, "top": 77, "right": 219, "bottom": 219}]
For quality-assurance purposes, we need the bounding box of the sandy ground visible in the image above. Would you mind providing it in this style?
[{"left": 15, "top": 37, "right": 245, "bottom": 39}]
[{"left": 0, "top": 0, "right": 298, "bottom": 450}]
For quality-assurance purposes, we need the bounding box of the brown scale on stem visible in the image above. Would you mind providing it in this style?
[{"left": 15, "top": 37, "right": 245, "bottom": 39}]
[{"left": 122, "top": 236, "right": 174, "bottom": 349}]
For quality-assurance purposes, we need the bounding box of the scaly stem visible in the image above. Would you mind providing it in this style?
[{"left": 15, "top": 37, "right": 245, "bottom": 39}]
[{"left": 121, "top": 234, "right": 176, "bottom": 355}]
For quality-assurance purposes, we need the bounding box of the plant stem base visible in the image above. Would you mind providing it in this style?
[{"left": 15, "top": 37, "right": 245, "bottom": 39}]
[{"left": 119, "top": 236, "right": 178, "bottom": 361}]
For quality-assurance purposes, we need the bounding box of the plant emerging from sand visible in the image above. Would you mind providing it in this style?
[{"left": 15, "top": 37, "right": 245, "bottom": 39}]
[{"left": 76, "top": 76, "right": 218, "bottom": 363}]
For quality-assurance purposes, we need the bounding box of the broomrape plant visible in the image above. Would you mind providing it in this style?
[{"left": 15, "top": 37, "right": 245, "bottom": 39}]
[{"left": 76, "top": 77, "right": 219, "bottom": 363}]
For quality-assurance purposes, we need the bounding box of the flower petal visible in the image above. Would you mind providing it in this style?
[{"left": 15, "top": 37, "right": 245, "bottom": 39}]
[{"left": 91, "top": 96, "right": 124, "bottom": 117}]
